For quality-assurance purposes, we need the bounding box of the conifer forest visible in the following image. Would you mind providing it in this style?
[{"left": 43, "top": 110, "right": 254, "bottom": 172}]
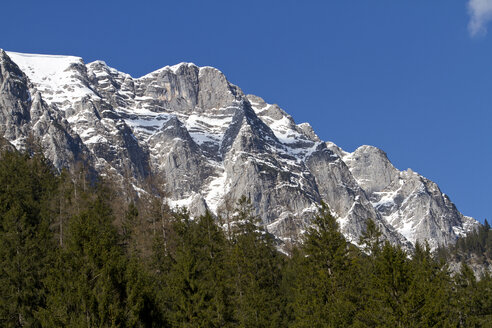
[{"left": 1, "top": 149, "right": 492, "bottom": 327}]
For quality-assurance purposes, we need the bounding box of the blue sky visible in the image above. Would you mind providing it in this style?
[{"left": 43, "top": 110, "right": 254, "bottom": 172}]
[{"left": 3, "top": 1, "right": 491, "bottom": 223}]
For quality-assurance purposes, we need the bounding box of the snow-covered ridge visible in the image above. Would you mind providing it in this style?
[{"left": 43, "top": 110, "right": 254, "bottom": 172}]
[
  {"left": 6, "top": 51, "right": 238, "bottom": 155},
  {"left": 6, "top": 51, "right": 96, "bottom": 110}
]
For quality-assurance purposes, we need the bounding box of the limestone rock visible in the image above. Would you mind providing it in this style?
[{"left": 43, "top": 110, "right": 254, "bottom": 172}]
[{"left": 0, "top": 49, "right": 479, "bottom": 250}]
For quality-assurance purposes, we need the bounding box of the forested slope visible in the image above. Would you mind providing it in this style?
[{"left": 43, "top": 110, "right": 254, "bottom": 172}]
[{"left": 0, "top": 149, "right": 491, "bottom": 327}]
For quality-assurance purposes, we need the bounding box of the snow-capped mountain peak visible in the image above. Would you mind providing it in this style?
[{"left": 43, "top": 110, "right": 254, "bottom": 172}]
[{"left": 0, "top": 49, "right": 479, "bottom": 249}]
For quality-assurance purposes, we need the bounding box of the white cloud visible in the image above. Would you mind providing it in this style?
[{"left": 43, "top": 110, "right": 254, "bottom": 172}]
[{"left": 468, "top": 0, "right": 492, "bottom": 37}]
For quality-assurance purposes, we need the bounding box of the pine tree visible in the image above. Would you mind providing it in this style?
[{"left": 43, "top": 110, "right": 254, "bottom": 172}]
[
  {"left": 228, "top": 196, "right": 284, "bottom": 328},
  {"left": 0, "top": 150, "right": 57, "bottom": 327},
  {"left": 359, "top": 218, "right": 382, "bottom": 256},
  {"left": 39, "top": 182, "right": 164, "bottom": 327},
  {"left": 124, "top": 257, "right": 168, "bottom": 327},
  {"left": 454, "top": 263, "right": 492, "bottom": 326},
  {"left": 291, "top": 202, "right": 355, "bottom": 327},
  {"left": 373, "top": 242, "right": 411, "bottom": 327},
  {"left": 38, "top": 193, "right": 123, "bottom": 326},
  {"left": 402, "top": 242, "right": 455, "bottom": 327},
  {"left": 165, "top": 211, "right": 233, "bottom": 327}
]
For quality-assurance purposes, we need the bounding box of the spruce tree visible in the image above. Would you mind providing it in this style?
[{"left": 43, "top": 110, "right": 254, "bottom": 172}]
[
  {"left": 291, "top": 202, "right": 354, "bottom": 327},
  {"left": 39, "top": 183, "right": 164, "bottom": 327},
  {"left": 165, "top": 211, "right": 232, "bottom": 327},
  {"left": 0, "top": 151, "right": 57, "bottom": 327},
  {"left": 403, "top": 242, "right": 455, "bottom": 327},
  {"left": 373, "top": 242, "right": 411, "bottom": 327},
  {"left": 228, "top": 196, "right": 284, "bottom": 328}
]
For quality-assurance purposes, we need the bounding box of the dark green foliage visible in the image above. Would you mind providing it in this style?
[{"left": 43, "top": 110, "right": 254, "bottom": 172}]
[
  {"left": 228, "top": 196, "right": 284, "bottom": 328},
  {"left": 0, "top": 150, "right": 164, "bottom": 327},
  {"left": 1, "top": 149, "right": 492, "bottom": 327},
  {"left": 165, "top": 211, "right": 232, "bottom": 327},
  {"left": 402, "top": 242, "right": 455, "bottom": 327},
  {"left": 38, "top": 182, "right": 165, "bottom": 327},
  {"left": 359, "top": 218, "right": 382, "bottom": 256},
  {"left": 0, "top": 151, "right": 57, "bottom": 327},
  {"left": 39, "top": 196, "right": 125, "bottom": 326},
  {"left": 291, "top": 202, "right": 357, "bottom": 327},
  {"left": 453, "top": 263, "right": 492, "bottom": 326}
]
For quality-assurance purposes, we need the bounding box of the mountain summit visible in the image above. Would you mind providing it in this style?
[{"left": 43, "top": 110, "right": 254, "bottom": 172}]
[{"left": 0, "top": 50, "right": 478, "bottom": 249}]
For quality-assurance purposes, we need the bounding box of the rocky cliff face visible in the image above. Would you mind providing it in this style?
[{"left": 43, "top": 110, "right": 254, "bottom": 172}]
[{"left": 0, "top": 50, "right": 479, "bottom": 249}]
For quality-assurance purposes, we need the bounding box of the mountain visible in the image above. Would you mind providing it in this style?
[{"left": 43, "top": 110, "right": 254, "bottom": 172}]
[{"left": 0, "top": 49, "right": 479, "bottom": 249}]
